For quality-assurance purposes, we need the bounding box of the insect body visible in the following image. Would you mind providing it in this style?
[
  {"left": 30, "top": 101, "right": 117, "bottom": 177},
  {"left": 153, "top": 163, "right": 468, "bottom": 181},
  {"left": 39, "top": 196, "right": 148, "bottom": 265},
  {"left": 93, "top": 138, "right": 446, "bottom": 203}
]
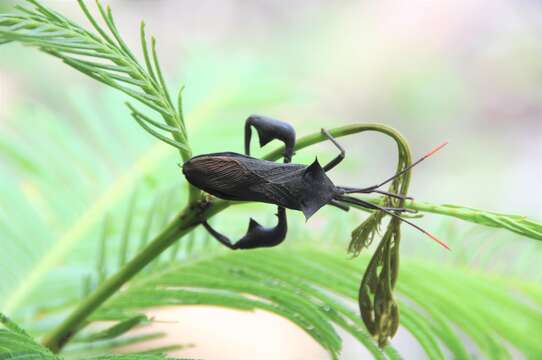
[
  {"left": 183, "top": 115, "right": 447, "bottom": 250},
  {"left": 183, "top": 152, "right": 335, "bottom": 219}
]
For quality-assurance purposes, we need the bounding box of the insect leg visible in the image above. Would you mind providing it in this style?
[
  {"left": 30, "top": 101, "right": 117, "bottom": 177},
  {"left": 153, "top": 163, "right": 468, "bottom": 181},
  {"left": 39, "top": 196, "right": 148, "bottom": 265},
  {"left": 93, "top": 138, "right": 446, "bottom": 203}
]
[
  {"left": 372, "top": 189, "right": 413, "bottom": 200},
  {"left": 201, "top": 221, "right": 237, "bottom": 249},
  {"left": 321, "top": 129, "right": 345, "bottom": 172},
  {"left": 202, "top": 206, "right": 288, "bottom": 250},
  {"left": 329, "top": 197, "right": 414, "bottom": 213},
  {"left": 338, "top": 187, "right": 413, "bottom": 200},
  {"left": 245, "top": 115, "right": 296, "bottom": 163},
  {"left": 381, "top": 207, "right": 417, "bottom": 214}
]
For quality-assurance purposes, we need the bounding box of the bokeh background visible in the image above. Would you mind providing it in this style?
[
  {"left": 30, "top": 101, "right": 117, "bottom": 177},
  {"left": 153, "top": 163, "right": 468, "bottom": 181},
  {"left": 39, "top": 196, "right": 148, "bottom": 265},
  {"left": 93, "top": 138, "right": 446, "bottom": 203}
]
[{"left": 1, "top": 0, "right": 541, "bottom": 359}]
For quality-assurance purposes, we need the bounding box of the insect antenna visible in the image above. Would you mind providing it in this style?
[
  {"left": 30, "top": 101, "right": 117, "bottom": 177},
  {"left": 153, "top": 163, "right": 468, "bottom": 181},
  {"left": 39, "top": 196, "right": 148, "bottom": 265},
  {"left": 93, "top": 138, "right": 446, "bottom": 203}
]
[
  {"left": 335, "top": 194, "right": 450, "bottom": 250},
  {"left": 338, "top": 141, "right": 448, "bottom": 195}
]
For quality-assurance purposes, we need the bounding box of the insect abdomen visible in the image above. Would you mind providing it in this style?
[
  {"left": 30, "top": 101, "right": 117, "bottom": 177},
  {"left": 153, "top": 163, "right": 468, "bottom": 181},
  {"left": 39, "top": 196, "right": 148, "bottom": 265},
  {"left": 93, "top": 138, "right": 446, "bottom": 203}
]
[
  {"left": 183, "top": 154, "right": 259, "bottom": 200},
  {"left": 182, "top": 152, "right": 309, "bottom": 208}
]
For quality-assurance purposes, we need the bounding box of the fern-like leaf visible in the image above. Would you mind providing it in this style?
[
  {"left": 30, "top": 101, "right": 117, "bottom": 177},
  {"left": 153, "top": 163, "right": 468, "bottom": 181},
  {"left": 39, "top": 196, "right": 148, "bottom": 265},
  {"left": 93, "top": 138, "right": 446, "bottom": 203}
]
[{"left": 0, "top": 0, "right": 189, "bottom": 156}]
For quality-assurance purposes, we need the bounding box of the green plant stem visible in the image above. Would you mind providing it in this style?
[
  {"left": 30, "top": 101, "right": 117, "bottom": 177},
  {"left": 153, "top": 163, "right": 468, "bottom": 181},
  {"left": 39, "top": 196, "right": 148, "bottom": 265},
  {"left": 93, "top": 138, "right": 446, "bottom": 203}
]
[{"left": 41, "top": 200, "right": 229, "bottom": 353}]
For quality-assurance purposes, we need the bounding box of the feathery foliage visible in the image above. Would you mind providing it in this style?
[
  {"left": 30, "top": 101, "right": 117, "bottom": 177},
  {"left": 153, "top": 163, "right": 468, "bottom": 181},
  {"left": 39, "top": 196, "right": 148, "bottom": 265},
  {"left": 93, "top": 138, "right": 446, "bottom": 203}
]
[{"left": 0, "top": 0, "right": 190, "bottom": 160}]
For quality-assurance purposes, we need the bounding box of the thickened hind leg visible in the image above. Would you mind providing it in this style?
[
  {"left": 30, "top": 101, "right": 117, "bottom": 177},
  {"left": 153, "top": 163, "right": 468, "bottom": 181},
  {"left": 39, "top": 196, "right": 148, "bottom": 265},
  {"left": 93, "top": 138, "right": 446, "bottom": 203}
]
[
  {"left": 202, "top": 207, "right": 287, "bottom": 250},
  {"left": 245, "top": 115, "right": 296, "bottom": 163},
  {"left": 204, "top": 116, "right": 294, "bottom": 250}
]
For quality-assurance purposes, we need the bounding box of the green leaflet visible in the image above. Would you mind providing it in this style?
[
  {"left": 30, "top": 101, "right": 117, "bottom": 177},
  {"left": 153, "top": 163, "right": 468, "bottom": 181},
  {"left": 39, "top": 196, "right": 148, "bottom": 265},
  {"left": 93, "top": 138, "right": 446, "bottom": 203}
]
[
  {"left": 0, "top": 313, "right": 59, "bottom": 359},
  {"left": 0, "top": 313, "right": 182, "bottom": 359},
  {"left": 75, "top": 315, "right": 148, "bottom": 343}
]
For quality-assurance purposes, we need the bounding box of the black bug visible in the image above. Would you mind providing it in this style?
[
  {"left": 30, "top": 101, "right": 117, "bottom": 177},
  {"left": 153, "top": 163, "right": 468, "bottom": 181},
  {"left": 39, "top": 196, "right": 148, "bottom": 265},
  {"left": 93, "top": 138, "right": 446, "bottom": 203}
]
[{"left": 183, "top": 115, "right": 448, "bottom": 250}]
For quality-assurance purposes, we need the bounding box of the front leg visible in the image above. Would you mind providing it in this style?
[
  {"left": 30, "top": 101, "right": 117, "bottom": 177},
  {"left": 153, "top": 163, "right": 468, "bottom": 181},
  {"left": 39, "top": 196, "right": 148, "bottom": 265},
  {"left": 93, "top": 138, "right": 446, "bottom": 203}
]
[
  {"left": 202, "top": 206, "right": 287, "bottom": 250},
  {"left": 245, "top": 115, "right": 296, "bottom": 163},
  {"left": 321, "top": 128, "right": 345, "bottom": 172}
]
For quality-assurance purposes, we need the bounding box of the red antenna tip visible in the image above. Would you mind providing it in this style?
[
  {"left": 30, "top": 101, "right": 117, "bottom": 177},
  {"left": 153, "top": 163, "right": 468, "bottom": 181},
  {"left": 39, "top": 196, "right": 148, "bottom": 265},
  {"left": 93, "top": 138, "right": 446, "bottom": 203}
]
[
  {"left": 426, "top": 231, "right": 450, "bottom": 251},
  {"left": 425, "top": 141, "right": 448, "bottom": 158}
]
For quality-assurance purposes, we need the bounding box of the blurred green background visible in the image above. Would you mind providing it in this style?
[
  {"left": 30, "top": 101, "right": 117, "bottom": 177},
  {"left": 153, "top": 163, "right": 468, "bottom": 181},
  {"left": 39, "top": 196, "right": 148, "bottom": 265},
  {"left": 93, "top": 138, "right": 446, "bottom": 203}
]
[{"left": 0, "top": 0, "right": 541, "bottom": 359}]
